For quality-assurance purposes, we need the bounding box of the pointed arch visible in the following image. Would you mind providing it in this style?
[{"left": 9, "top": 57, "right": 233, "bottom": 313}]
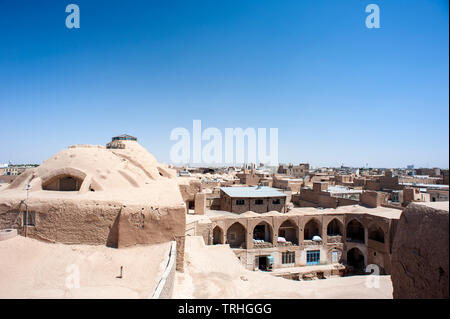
[
  {"left": 253, "top": 221, "right": 273, "bottom": 243},
  {"left": 368, "top": 223, "right": 385, "bottom": 243},
  {"left": 327, "top": 218, "right": 343, "bottom": 236},
  {"left": 226, "top": 222, "right": 246, "bottom": 248},
  {"left": 278, "top": 219, "right": 298, "bottom": 245},
  {"left": 304, "top": 218, "right": 322, "bottom": 240},
  {"left": 346, "top": 219, "right": 365, "bottom": 243},
  {"left": 212, "top": 226, "right": 224, "bottom": 245}
]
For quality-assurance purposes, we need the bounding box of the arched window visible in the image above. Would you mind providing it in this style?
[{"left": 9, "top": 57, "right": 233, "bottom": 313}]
[
  {"left": 253, "top": 221, "right": 273, "bottom": 243},
  {"left": 278, "top": 220, "right": 298, "bottom": 245},
  {"left": 347, "top": 247, "right": 365, "bottom": 272},
  {"left": 213, "top": 226, "right": 223, "bottom": 245},
  {"left": 304, "top": 219, "right": 321, "bottom": 240},
  {"left": 368, "top": 224, "right": 385, "bottom": 243},
  {"left": 42, "top": 175, "right": 83, "bottom": 191},
  {"left": 327, "top": 218, "right": 343, "bottom": 236},
  {"left": 226, "top": 222, "right": 246, "bottom": 248},
  {"left": 346, "top": 219, "right": 365, "bottom": 243}
]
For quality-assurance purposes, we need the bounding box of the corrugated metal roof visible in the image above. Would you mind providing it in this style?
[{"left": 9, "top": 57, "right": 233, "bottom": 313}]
[
  {"left": 220, "top": 186, "right": 287, "bottom": 198},
  {"left": 400, "top": 182, "right": 449, "bottom": 190},
  {"left": 327, "top": 186, "right": 362, "bottom": 194}
]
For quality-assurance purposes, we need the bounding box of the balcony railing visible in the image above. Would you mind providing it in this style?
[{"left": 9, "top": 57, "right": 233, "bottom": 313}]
[
  {"left": 346, "top": 237, "right": 365, "bottom": 244},
  {"left": 303, "top": 240, "right": 322, "bottom": 246},
  {"left": 252, "top": 240, "right": 273, "bottom": 248},
  {"left": 229, "top": 242, "right": 246, "bottom": 249},
  {"left": 327, "top": 235, "right": 342, "bottom": 243},
  {"left": 277, "top": 241, "right": 298, "bottom": 247}
]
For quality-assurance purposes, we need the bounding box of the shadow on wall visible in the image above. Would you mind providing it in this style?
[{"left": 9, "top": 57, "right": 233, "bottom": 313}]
[{"left": 106, "top": 212, "right": 120, "bottom": 248}]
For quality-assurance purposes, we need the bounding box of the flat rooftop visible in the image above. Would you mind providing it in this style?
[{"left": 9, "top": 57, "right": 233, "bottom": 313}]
[
  {"left": 277, "top": 177, "right": 303, "bottom": 182},
  {"left": 327, "top": 185, "right": 363, "bottom": 194},
  {"left": 173, "top": 236, "right": 393, "bottom": 299},
  {"left": 193, "top": 204, "right": 403, "bottom": 223},
  {"left": 220, "top": 186, "right": 287, "bottom": 198},
  {"left": 0, "top": 236, "right": 171, "bottom": 298},
  {"left": 416, "top": 201, "right": 449, "bottom": 211},
  {"left": 289, "top": 205, "right": 402, "bottom": 219}
]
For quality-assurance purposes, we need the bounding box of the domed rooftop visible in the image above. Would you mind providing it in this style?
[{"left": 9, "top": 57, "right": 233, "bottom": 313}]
[{"left": 1, "top": 138, "right": 183, "bottom": 207}]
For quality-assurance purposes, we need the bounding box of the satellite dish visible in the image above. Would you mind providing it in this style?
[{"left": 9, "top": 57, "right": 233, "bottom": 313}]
[{"left": 312, "top": 235, "right": 322, "bottom": 241}]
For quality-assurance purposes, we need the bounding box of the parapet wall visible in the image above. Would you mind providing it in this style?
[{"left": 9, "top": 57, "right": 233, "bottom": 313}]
[
  {"left": 391, "top": 203, "right": 449, "bottom": 298},
  {"left": 0, "top": 198, "right": 186, "bottom": 251},
  {"left": 0, "top": 199, "right": 122, "bottom": 246},
  {"left": 296, "top": 189, "right": 357, "bottom": 209},
  {"left": 151, "top": 241, "right": 177, "bottom": 299}
]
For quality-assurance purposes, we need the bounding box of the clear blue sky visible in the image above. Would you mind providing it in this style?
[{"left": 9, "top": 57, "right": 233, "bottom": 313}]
[{"left": 0, "top": 0, "right": 448, "bottom": 168}]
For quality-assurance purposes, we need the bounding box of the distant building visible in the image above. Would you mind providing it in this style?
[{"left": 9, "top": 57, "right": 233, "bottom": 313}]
[
  {"left": 403, "top": 188, "right": 430, "bottom": 205},
  {"left": 442, "top": 170, "right": 449, "bottom": 185},
  {"left": 335, "top": 174, "right": 354, "bottom": 186},
  {"left": 272, "top": 175, "right": 303, "bottom": 194},
  {"left": 178, "top": 170, "right": 191, "bottom": 177},
  {"left": 428, "top": 189, "right": 449, "bottom": 202},
  {"left": 292, "top": 182, "right": 361, "bottom": 208},
  {"left": 236, "top": 165, "right": 272, "bottom": 186},
  {"left": 277, "top": 163, "right": 309, "bottom": 177},
  {"left": 292, "top": 164, "right": 310, "bottom": 178},
  {"left": 364, "top": 171, "right": 402, "bottom": 192},
  {"left": 277, "top": 164, "right": 290, "bottom": 175},
  {"left": 415, "top": 168, "right": 441, "bottom": 177},
  {"left": 1, "top": 164, "right": 37, "bottom": 176}
]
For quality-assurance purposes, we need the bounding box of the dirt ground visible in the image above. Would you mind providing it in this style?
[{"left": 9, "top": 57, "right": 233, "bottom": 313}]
[{"left": 173, "top": 236, "right": 393, "bottom": 299}]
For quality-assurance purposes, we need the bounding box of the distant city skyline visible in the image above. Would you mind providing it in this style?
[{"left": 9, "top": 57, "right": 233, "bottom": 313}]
[
  {"left": 0, "top": 1, "right": 448, "bottom": 168},
  {"left": 1, "top": 158, "right": 447, "bottom": 170}
]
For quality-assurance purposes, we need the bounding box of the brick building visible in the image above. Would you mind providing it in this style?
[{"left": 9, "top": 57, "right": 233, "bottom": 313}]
[{"left": 220, "top": 186, "right": 287, "bottom": 214}]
